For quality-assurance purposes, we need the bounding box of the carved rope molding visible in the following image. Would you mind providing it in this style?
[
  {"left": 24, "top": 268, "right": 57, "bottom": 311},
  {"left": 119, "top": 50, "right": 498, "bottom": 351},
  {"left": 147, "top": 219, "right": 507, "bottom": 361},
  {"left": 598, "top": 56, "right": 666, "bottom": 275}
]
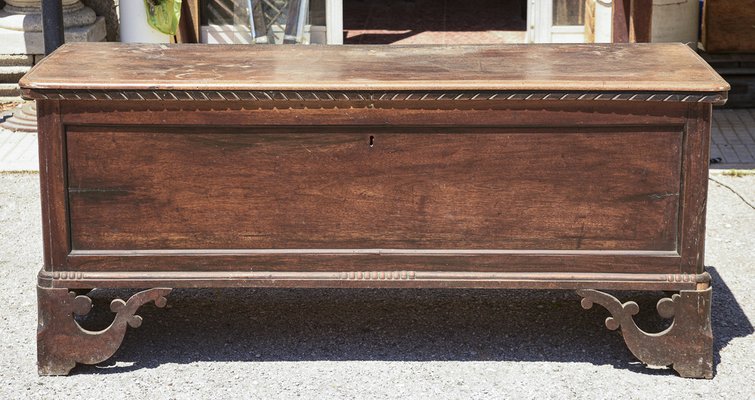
[{"left": 22, "top": 89, "right": 727, "bottom": 104}]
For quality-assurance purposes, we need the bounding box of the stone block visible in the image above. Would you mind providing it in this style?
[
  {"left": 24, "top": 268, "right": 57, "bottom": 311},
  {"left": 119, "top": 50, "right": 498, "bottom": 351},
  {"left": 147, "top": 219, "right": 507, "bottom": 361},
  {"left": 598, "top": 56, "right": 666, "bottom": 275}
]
[
  {"left": 0, "top": 16, "right": 105, "bottom": 55},
  {"left": 81, "top": 0, "right": 119, "bottom": 41}
]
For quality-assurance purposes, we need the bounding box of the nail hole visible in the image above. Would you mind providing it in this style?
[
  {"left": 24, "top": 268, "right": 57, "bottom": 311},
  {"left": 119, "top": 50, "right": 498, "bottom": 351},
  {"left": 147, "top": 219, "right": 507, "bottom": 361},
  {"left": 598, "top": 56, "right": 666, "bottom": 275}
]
[{"left": 369, "top": 135, "right": 374, "bottom": 147}]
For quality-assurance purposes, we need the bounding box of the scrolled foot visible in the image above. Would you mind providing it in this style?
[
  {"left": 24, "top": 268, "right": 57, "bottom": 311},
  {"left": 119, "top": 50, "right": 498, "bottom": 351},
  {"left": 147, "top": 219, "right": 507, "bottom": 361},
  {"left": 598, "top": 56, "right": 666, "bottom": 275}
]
[
  {"left": 577, "top": 287, "right": 713, "bottom": 379},
  {"left": 37, "top": 286, "right": 172, "bottom": 375}
]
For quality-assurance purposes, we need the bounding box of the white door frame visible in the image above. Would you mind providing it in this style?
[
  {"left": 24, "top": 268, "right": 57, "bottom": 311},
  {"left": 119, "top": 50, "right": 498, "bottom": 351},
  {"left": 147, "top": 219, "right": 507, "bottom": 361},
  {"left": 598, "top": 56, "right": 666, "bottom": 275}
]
[
  {"left": 200, "top": 0, "right": 343, "bottom": 44},
  {"left": 527, "top": 0, "right": 586, "bottom": 43},
  {"left": 326, "top": 0, "right": 343, "bottom": 44}
]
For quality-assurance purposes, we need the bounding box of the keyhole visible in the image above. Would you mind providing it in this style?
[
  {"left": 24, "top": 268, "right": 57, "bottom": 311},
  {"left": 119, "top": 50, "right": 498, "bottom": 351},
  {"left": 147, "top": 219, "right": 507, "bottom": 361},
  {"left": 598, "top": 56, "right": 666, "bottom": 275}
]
[{"left": 369, "top": 135, "right": 375, "bottom": 147}]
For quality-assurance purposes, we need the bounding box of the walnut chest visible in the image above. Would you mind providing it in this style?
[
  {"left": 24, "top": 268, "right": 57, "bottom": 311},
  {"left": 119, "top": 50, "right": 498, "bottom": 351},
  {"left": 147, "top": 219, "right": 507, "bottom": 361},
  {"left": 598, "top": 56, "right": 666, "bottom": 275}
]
[{"left": 20, "top": 43, "right": 729, "bottom": 377}]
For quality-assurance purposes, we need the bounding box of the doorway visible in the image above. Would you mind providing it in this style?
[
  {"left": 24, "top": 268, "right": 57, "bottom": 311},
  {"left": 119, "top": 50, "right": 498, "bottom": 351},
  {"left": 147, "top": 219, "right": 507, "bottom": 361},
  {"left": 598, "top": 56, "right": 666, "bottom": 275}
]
[
  {"left": 343, "top": 0, "right": 528, "bottom": 44},
  {"left": 527, "top": 0, "right": 587, "bottom": 43}
]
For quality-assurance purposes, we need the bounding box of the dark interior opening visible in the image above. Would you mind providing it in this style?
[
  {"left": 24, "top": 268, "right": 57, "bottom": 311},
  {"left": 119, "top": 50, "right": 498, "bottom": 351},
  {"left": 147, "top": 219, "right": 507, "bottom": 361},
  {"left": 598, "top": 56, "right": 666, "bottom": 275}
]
[{"left": 343, "top": 0, "right": 528, "bottom": 45}]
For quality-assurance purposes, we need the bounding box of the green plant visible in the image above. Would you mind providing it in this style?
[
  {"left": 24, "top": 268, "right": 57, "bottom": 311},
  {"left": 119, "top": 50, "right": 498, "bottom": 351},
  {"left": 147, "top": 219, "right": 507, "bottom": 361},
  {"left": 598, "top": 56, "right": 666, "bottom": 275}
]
[{"left": 145, "top": 0, "right": 182, "bottom": 35}]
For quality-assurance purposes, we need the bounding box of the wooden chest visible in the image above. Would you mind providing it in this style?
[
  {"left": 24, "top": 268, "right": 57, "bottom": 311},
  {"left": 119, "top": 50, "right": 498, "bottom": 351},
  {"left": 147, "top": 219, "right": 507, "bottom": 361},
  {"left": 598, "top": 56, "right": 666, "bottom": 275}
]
[
  {"left": 702, "top": 0, "right": 755, "bottom": 53},
  {"left": 20, "top": 43, "right": 729, "bottom": 377}
]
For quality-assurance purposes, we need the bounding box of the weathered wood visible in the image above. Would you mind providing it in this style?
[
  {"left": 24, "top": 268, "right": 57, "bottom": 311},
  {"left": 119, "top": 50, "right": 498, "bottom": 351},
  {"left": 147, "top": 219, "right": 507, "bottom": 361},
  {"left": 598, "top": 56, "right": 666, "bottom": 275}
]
[
  {"left": 22, "top": 43, "right": 728, "bottom": 377},
  {"left": 584, "top": 0, "right": 596, "bottom": 43},
  {"left": 37, "top": 286, "right": 171, "bottom": 375},
  {"left": 679, "top": 103, "right": 712, "bottom": 274},
  {"left": 613, "top": 0, "right": 652, "bottom": 43},
  {"left": 57, "top": 100, "right": 693, "bottom": 126},
  {"left": 613, "top": 0, "right": 631, "bottom": 43},
  {"left": 630, "top": 0, "right": 653, "bottom": 43},
  {"left": 20, "top": 43, "right": 729, "bottom": 95},
  {"left": 36, "top": 100, "right": 69, "bottom": 271},
  {"left": 60, "top": 252, "right": 682, "bottom": 274},
  {"left": 66, "top": 126, "right": 682, "bottom": 252},
  {"left": 702, "top": 0, "right": 755, "bottom": 53},
  {"left": 578, "top": 285, "right": 713, "bottom": 378},
  {"left": 38, "top": 269, "right": 709, "bottom": 291},
  {"left": 175, "top": 0, "right": 199, "bottom": 43}
]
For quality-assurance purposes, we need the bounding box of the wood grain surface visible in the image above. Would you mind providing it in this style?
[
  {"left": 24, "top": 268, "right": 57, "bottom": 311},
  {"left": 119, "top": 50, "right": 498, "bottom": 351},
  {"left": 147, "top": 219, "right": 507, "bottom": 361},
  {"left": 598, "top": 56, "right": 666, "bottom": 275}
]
[
  {"left": 66, "top": 125, "right": 682, "bottom": 252},
  {"left": 31, "top": 45, "right": 723, "bottom": 376},
  {"left": 29, "top": 46, "right": 724, "bottom": 290},
  {"left": 702, "top": 0, "right": 755, "bottom": 53},
  {"left": 20, "top": 43, "right": 728, "bottom": 94}
]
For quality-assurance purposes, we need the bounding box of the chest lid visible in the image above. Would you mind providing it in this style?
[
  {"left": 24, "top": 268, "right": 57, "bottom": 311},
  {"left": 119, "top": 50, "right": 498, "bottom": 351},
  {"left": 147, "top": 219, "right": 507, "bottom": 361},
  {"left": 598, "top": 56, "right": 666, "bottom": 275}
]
[{"left": 20, "top": 43, "right": 729, "bottom": 104}]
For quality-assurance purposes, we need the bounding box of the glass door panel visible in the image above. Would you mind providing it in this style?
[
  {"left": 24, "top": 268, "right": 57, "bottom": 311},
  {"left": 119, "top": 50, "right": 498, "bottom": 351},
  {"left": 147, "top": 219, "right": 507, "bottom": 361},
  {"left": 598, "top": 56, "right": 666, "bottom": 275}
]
[
  {"left": 201, "top": 0, "right": 340, "bottom": 44},
  {"left": 552, "top": 0, "right": 585, "bottom": 26},
  {"left": 527, "top": 0, "right": 586, "bottom": 43}
]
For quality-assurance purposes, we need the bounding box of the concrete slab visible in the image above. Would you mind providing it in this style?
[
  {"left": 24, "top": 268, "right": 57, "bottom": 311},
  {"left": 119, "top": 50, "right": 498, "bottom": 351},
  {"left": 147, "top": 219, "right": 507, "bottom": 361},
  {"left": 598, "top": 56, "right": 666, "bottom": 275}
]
[{"left": 0, "top": 128, "right": 36, "bottom": 171}]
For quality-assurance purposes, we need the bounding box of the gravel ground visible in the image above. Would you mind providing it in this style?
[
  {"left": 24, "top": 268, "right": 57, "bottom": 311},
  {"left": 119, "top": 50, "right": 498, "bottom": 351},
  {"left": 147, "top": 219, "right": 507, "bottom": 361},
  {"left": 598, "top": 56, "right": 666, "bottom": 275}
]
[{"left": 0, "top": 171, "right": 753, "bottom": 399}]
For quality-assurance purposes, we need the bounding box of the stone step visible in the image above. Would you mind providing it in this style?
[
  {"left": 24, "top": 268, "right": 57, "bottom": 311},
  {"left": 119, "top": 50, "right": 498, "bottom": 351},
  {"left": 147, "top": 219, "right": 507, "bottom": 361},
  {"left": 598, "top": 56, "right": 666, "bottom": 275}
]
[
  {"left": 0, "top": 54, "right": 34, "bottom": 67},
  {"left": 1, "top": 117, "right": 36, "bottom": 132},
  {"left": 0, "top": 102, "right": 36, "bottom": 133},
  {"left": 0, "top": 83, "right": 20, "bottom": 97},
  {"left": 0, "top": 66, "right": 31, "bottom": 84},
  {"left": 0, "top": 96, "right": 23, "bottom": 104}
]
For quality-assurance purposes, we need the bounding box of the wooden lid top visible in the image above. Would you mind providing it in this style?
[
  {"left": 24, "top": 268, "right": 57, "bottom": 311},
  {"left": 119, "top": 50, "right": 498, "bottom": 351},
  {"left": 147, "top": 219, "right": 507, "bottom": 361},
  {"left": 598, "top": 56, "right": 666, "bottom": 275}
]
[{"left": 20, "top": 42, "right": 729, "bottom": 103}]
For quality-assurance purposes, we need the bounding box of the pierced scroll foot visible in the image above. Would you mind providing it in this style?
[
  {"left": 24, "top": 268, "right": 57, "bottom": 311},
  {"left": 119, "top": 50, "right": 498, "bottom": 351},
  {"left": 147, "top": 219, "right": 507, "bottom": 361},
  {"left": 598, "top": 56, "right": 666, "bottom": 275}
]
[
  {"left": 37, "top": 286, "right": 172, "bottom": 375},
  {"left": 577, "top": 287, "right": 713, "bottom": 379}
]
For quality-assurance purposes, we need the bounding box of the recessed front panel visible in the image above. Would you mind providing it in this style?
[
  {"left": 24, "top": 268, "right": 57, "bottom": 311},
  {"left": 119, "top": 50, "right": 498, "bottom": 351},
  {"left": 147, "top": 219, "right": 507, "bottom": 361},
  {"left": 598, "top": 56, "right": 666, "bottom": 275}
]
[{"left": 66, "top": 126, "right": 682, "bottom": 253}]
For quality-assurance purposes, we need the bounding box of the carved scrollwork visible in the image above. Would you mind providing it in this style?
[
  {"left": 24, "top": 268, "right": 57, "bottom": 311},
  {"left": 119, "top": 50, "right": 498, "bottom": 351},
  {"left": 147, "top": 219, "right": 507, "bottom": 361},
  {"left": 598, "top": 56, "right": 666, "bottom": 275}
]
[
  {"left": 37, "top": 286, "right": 172, "bottom": 375},
  {"left": 576, "top": 288, "right": 713, "bottom": 378}
]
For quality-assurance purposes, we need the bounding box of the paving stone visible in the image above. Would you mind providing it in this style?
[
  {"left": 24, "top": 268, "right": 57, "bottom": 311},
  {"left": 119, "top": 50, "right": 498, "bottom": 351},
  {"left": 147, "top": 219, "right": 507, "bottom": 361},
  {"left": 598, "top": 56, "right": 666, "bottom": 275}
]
[
  {"left": 0, "top": 128, "right": 37, "bottom": 171},
  {"left": 712, "top": 109, "right": 755, "bottom": 167}
]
